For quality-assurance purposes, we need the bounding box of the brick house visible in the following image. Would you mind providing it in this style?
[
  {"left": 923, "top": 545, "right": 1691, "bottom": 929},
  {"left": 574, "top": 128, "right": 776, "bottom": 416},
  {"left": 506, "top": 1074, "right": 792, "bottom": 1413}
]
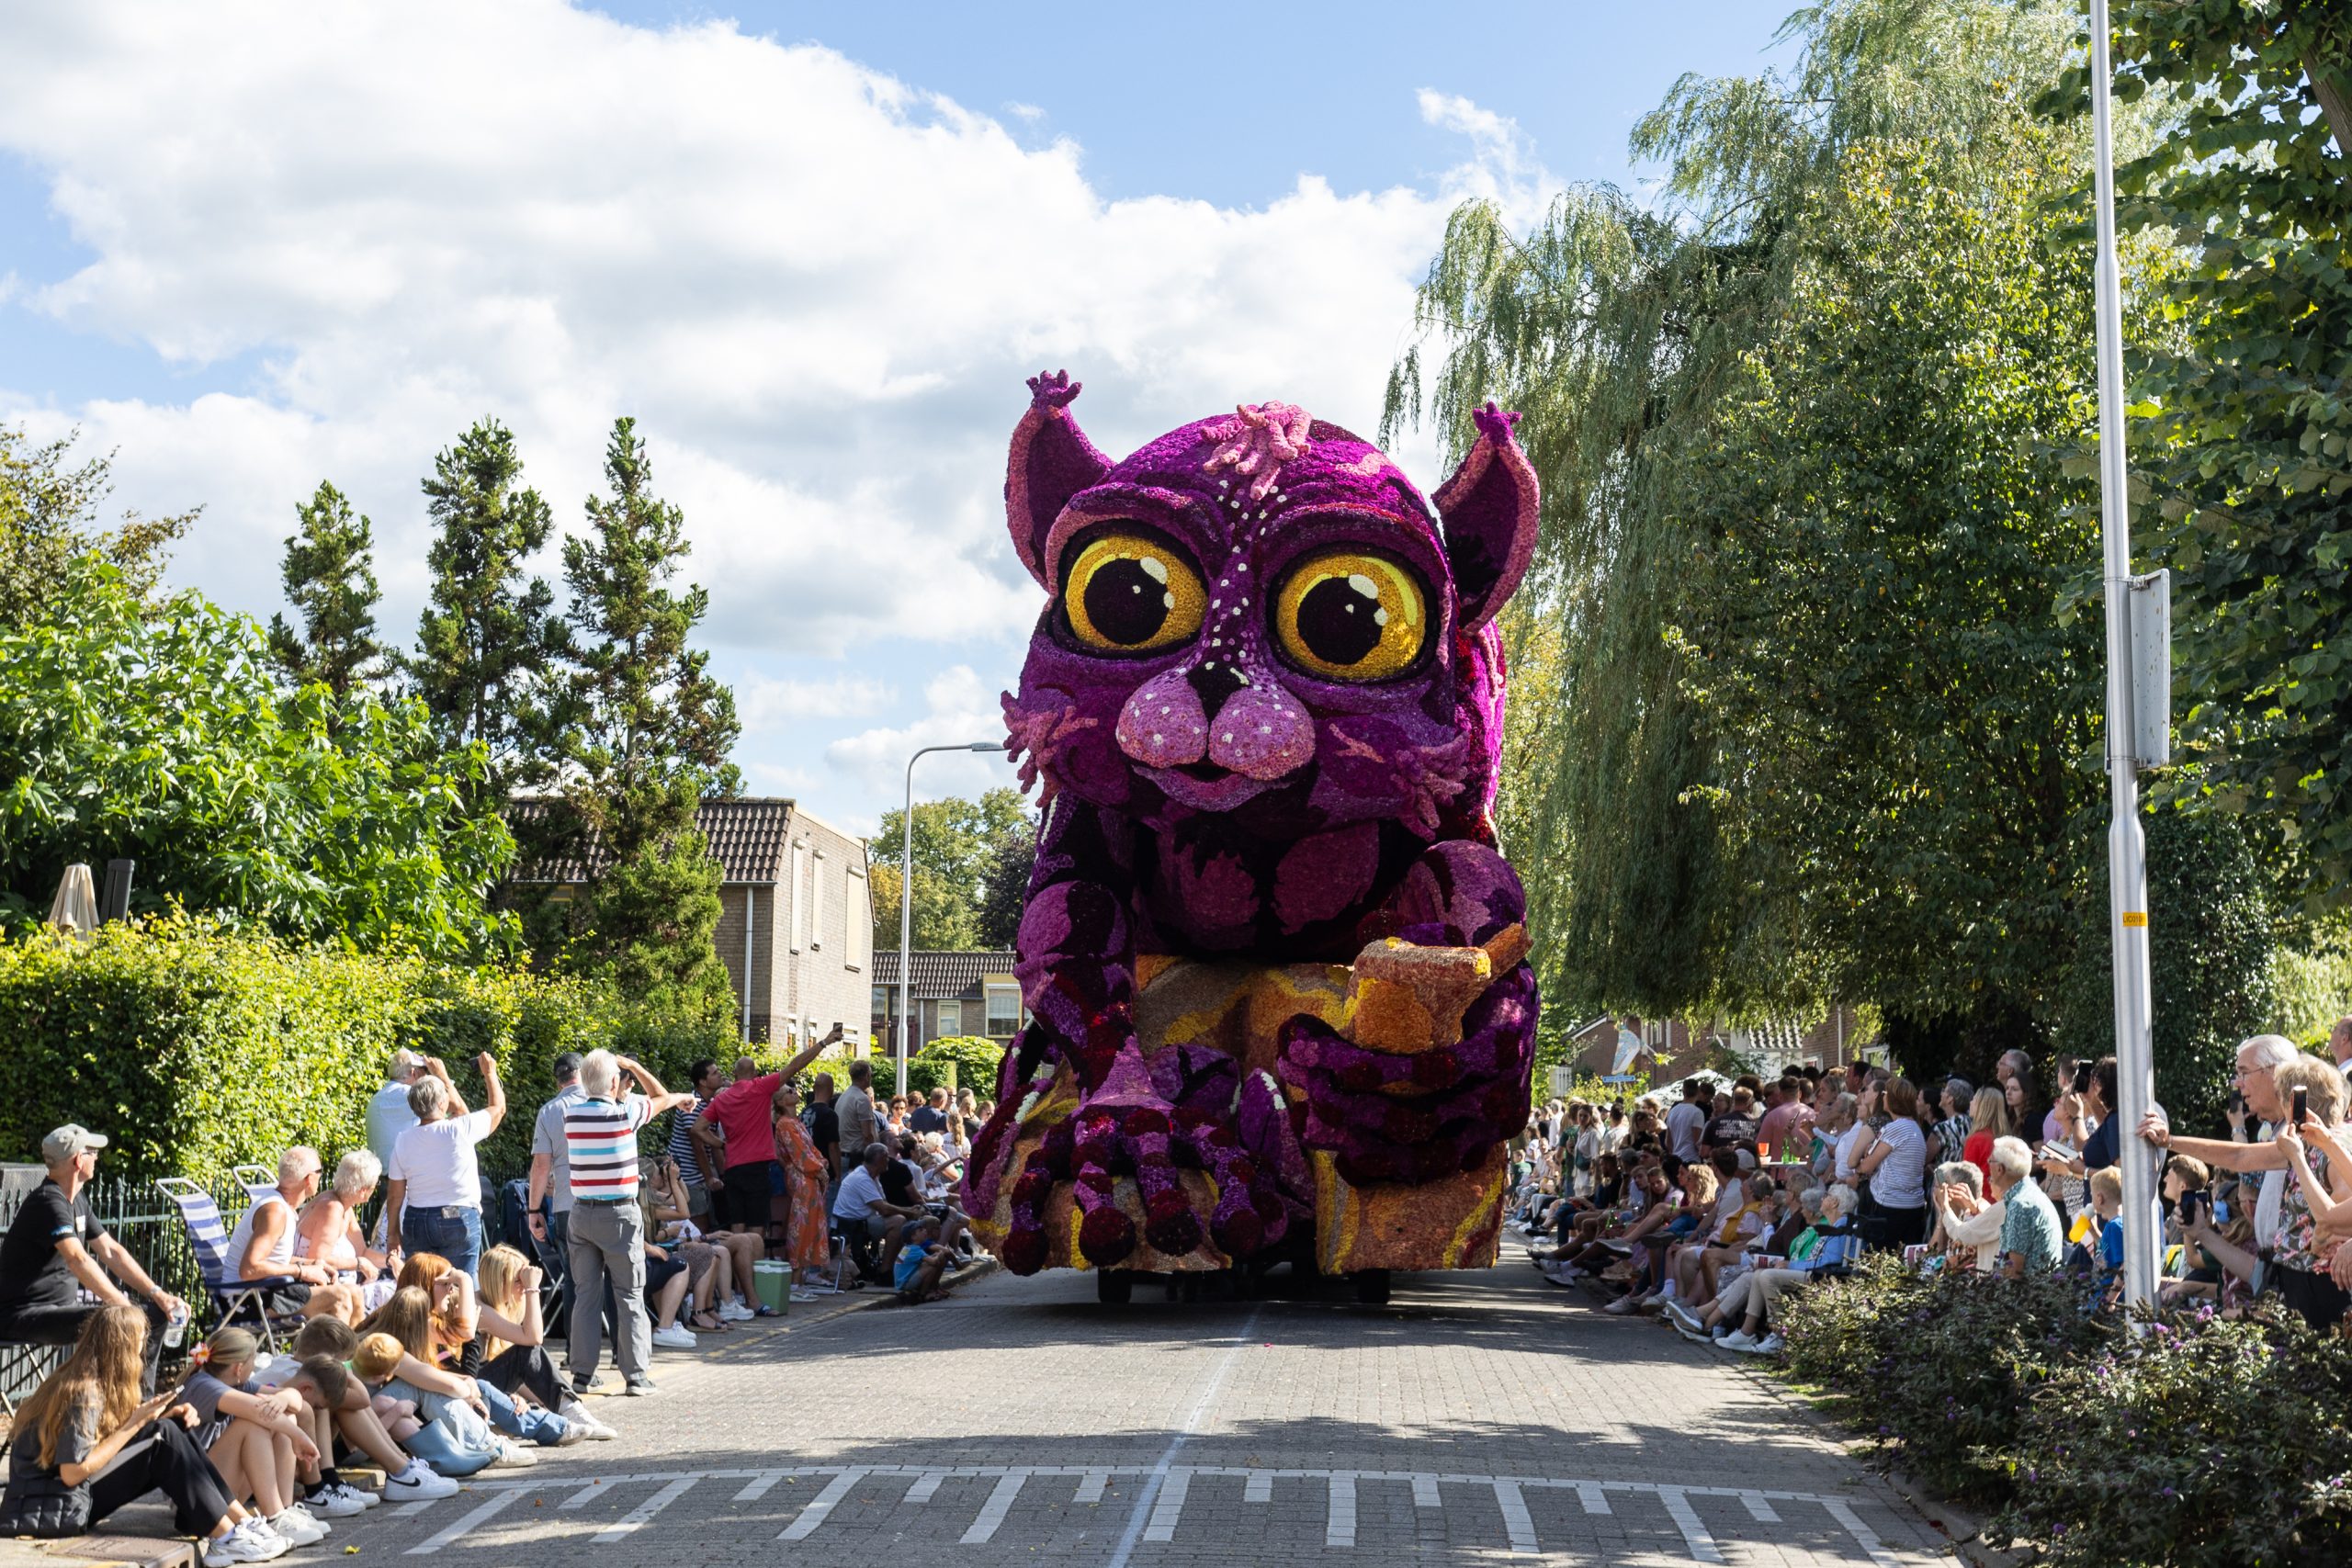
[
  {"left": 506, "top": 796, "right": 875, "bottom": 1052},
  {"left": 869, "top": 950, "right": 1026, "bottom": 1058}
]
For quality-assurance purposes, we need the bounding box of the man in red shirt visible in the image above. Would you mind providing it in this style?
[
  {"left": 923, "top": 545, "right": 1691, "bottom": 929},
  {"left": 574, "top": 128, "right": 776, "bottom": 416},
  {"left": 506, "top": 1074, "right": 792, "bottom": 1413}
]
[{"left": 697, "top": 1025, "right": 842, "bottom": 1238}]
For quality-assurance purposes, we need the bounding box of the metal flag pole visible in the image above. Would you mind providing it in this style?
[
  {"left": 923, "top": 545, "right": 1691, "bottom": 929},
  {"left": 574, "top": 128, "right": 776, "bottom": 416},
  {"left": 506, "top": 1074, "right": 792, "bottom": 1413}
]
[
  {"left": 2087, "top": 0, "right": 2161, "bottom": 1322},
  {"left": 899, "top": 740, "right": 1008, "bottom": 1098}
]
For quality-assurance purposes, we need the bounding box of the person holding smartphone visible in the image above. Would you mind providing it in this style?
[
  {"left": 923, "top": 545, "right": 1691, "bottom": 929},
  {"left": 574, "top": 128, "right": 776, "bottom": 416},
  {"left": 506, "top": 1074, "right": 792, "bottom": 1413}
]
[{"left": 2142, "top": 1042, "right": 2350, "bottom": 1328}]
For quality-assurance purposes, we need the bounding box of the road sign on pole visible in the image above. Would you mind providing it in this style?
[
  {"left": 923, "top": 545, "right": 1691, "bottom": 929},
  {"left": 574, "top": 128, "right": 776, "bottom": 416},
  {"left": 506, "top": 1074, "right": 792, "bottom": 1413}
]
[{"left": 2086, "top": 0, "right": 2161, "bottom": 1325}]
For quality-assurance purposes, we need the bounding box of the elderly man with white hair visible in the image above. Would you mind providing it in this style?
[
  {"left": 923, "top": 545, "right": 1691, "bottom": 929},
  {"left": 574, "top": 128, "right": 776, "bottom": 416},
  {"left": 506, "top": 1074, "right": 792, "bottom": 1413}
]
[
  {"left": 385, "top": 1054, "right": 505, "bottom": 1279},
  {"left": 224, "top": 1146, "right": 337, "bottom": 1314},
  {"left": 1988, "top": 1135, "right": 2062, "bottom": 1277},
  {"left": 562, "top": 1050, "right": 695, "bottom": 1398}
]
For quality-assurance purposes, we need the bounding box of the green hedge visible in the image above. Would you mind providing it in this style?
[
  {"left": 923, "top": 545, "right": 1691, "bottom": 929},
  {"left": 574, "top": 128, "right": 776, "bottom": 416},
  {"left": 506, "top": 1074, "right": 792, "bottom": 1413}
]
[
  {"left": 1778, "top": 1260, "right": 2352, "bottom": 1564},
  {"left": 0, "top": 919, "right": 732, "bottom": 1181}
]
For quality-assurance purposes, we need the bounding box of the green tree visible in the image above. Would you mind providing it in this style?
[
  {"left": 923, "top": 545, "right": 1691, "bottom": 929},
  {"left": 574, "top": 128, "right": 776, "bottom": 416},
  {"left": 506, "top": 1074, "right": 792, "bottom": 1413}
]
[
  {"left": 551, "top": 419, "right": 741, "bottom": 1019},
  {"left": 410, "top": 418, "right": 562, "bottom": 801},
  {"left": 870, "top": 788, "right": 1032, "bottom": 952},
  {"left": 267, "top": 480, "right": 386, "bottom": 700},
  {"left": 1384, "top": 0, "right": 2141, "bottom": 1026},
  {"left": 0, "top": 423, "right": 195, "bottom": 625},
  {"left": 2059, "top": 0, "right": 2352, "bottom": 911},
  {"left": 975, "top": 820, "right": 1035, "bottom": 949},
  {"left": 0, "top": 556, "right": 516, "bottom": 956}
]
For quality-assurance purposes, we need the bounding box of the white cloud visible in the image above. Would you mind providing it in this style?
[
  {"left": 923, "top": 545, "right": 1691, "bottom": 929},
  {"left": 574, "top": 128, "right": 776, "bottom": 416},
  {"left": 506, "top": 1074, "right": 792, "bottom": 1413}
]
[
  {"left": 823, "top": 665, "right": 1020, "bottom": 831},
  {"left": 0, "top": 3, "right": 1554, "bottom": 660},
  {"left": 739, "top": 671, "right": 900, "bottom": 729},
  {"left": 1004, "top": 101, "right": 1046, "bottom": 123}
]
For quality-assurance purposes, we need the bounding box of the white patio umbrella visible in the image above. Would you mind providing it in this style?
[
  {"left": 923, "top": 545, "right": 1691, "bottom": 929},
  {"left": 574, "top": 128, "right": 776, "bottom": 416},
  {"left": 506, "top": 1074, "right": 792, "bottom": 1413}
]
[{"left": 46, "top": 863, "right": 98, "bottom": 939}]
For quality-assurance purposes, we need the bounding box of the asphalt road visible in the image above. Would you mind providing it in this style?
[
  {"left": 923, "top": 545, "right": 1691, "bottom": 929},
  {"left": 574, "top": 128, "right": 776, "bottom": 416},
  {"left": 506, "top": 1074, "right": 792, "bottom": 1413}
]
[{"left": 250, "top": 1252, "right": 1946, "bottom": 1567}]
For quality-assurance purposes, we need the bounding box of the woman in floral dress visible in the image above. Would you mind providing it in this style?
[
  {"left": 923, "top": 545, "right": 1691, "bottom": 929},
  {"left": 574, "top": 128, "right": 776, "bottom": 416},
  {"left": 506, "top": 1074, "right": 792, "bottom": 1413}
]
[{"left": 772, "top": 1082, "right": 833, "bottom": 1292}]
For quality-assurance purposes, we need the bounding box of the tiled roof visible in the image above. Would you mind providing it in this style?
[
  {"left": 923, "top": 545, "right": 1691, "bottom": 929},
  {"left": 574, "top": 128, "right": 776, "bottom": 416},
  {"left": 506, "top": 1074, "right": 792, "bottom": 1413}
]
[
  {"left": 870, "top": 950, "right": 1018, "bottom": 1000},
  {"left": 506, "top": 796, "right": 800, "bottom": 885}
]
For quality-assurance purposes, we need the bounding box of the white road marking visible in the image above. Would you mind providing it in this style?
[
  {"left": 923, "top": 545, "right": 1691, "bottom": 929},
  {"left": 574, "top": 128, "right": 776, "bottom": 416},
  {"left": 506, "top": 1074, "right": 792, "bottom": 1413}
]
[
  {"left": 778, "top": 1468, "right": 867, "bottom": 1541},
  {"left": 1102, "top": 1304, "right": 1261, "bottom": 1568},
  {"left": 376, "top": 1462, "right": 1916, "bottom": 1564},
  {"left": 1819, "top": 1496, "right": 1907, "bottom": 1568},
  {"left": 1658, "top": 1487, "right": 1725, "bottom": 1565},
  {"left": 1325, "top": 1473, "right": 1356, "bottom": 1549},
  {"left": 404, "top": 1486, "right": 529, "bottom": 1556},
  {"left": 594, "top": 1475, "right": 701, "bottom": 1543},
  {"left": 1491, "top": 1479, "right": 1537, "bottom": 1555},
  {"left": 1142, "top": 1470, "right": 1191, "bottom": 1542},
  {"left": 962, "top": 1472, "right": 1029, "bottom": 1545}
]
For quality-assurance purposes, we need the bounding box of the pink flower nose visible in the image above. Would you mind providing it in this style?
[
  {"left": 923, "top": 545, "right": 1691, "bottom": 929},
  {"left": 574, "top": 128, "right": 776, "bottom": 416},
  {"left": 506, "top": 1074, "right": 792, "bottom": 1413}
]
[
  {"left": 1114, "top": 668, "right": 1209, "bottom": 769},
  {"left": 1205, "top": 682, "right": 1315, "bottom": 781}
]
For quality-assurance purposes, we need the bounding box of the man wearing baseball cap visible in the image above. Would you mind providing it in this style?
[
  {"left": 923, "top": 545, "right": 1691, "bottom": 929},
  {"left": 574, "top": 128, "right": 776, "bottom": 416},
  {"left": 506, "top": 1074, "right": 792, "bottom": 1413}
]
[{"left": 0, "top": 1125, "right": 187, "bottom": 1390}]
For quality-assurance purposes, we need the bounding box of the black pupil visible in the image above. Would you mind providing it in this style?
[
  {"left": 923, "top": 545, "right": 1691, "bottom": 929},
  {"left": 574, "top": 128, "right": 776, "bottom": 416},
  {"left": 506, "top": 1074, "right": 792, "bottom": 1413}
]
[
  {"left": 1082, "top": 557, "right": 1170, "bottom": 646},
  {"left": 1296, "top": 574, "right": 1385, "bottom": 667}
]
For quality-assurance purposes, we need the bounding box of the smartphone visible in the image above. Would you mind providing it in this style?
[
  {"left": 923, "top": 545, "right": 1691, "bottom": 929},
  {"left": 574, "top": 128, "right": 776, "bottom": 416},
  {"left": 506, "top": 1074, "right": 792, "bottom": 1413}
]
[
  {"left": 2073, "top": 1063, "right": 2093, "bottom": 1095},
  {"left": 2178, "top": 1190, "right": 2203, "bottom": 1226},
  {"left": 2294, "top": 1086, "right": 2310, "bottom": 1124},
  {"left": 2229, "top": 1089, "right": 2246, "bottom": 1115}
]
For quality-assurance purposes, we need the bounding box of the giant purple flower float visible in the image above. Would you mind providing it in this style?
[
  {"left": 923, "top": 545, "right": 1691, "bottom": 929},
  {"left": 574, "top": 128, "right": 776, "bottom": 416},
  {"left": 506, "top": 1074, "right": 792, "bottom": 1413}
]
[{"left": 963, "top": 372, "right": 1542, "bottom": 1299}]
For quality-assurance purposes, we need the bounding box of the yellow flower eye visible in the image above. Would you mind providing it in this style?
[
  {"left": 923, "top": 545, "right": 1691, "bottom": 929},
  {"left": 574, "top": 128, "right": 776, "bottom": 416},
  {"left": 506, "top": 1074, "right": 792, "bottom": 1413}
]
[
  {"left": 1273, "top": 550, "right": 1429, "bottom": 682},
  {"left": 1061, "top": 530, "right": 1206, "bottom": 655}
]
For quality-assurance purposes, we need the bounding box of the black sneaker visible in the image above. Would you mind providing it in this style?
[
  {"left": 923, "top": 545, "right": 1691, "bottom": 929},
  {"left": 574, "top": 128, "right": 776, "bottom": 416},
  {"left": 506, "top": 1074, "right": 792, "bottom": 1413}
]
[
  {"left": 623, "top": 1378, "right": 659, "bottom": 1397},
  {"left": 571, "top": 1372, "right": 611, "bottom": 1396}
]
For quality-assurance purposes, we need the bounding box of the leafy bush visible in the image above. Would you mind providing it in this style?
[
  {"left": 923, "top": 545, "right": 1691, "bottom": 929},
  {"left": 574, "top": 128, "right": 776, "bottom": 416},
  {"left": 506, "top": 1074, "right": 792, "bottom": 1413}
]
[
  {"left": 0, "top": 918, "right": 729, "bottom": 1181},
  {"left": 904, "top": 1036, "right": 1006, "bottom": 1099},
  {"left": 1984, "top": 1307, "right": 2352, "bottom": 1568},
  {"left": 1777, "top": 1254, "right": 2110, "bottom": 1504},
  {"left": 0, "top": 556, "right": 516, "bottom": 957}
]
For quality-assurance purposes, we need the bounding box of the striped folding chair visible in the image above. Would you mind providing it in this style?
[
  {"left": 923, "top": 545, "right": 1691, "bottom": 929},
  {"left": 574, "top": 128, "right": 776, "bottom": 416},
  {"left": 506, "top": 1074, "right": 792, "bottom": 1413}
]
[
  {"left": 232, "top": 1165, "right": 279, "bottom": 1209},
  {"left": 154, "top": 1179, "right": 305, "bottom": 1353}
]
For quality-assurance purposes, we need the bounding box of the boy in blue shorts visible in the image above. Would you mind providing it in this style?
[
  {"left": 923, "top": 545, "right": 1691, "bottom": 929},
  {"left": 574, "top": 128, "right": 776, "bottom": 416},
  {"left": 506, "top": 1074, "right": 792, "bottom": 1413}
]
[{"left": 892, "top": 1217, "right": 952, "bottom": 1304}]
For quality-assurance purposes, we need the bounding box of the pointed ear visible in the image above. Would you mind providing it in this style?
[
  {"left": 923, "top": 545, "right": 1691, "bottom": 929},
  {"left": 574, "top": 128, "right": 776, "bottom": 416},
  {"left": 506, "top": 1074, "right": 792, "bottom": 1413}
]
[
  {"left": 1431, "top": 402, "right": 1541, "bottom": 632},
  {"left": 1006, "top": 371, "right": 1112, "bottom": 589}
]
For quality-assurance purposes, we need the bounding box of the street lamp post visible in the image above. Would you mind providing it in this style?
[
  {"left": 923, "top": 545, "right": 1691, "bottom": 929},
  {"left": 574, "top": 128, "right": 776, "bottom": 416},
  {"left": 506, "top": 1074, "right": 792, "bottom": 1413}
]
[
  {"left": 2087, "top": 0, "right": 2162, "bottom": 1322},
  {"left": 899, "top": 740, "right": 1008, "bottom": 1098}
]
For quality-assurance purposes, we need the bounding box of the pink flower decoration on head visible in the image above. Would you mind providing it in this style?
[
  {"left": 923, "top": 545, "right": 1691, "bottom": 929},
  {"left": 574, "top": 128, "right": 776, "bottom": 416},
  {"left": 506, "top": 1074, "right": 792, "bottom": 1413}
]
[{"left": 1201, "top": 400, "right": 1312, "bottom": 502}]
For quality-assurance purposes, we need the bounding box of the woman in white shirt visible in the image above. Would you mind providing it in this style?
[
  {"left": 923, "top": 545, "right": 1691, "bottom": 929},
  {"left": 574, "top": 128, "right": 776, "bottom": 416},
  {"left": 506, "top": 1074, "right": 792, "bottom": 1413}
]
[{"left": 383, "top": 1055, "right": 505, "bottom": 1280}]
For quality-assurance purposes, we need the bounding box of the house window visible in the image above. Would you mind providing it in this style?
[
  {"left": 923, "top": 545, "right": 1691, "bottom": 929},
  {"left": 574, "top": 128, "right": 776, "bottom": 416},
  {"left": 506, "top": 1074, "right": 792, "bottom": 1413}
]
[
  {"left": 808, "top": 849, "right": 825, "bottom": 951},
  {"left": 845, "top": 864, "right": 868, "bottom": 972},
  {"left": 936, "top": 1000, "right": 961, "bottom": 1037},
  {"left": 788, "top": 842, "right": 806, "bottom": 953},
  {"left": 985, "top": 985, "right": 1021, "bottom": 1039}
]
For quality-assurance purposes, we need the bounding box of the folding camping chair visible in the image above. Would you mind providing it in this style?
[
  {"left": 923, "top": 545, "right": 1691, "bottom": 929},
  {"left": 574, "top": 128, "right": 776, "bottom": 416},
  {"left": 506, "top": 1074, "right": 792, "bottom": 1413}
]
[
  {"left": 232, "top": 1165, "right": 279, "bottom": 1208},
  {"left": 154, "top": 1179, "right": 304, "bottom": 1354}
]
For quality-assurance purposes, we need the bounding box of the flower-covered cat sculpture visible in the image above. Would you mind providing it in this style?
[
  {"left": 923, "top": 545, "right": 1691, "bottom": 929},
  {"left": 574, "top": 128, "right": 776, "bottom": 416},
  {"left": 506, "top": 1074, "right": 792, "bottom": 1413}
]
[{"left": 962, "top": 373, "right": 1541, "bottom": 1290}]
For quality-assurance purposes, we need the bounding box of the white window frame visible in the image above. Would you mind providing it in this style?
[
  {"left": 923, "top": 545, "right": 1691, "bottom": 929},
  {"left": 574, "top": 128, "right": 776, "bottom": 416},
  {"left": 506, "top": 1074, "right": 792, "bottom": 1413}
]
[
  {"left": 808, "top": 847, "right": 825, "bottom": 952},
  {"left": 845, "top": 863, "right": 868, "bottom": 973},
  {"left": 936, "top": 999, "right": 961, "bottom": 1037},
  {"left": 984, "top": 984, "right": 1021, "bottom": 1039},
  {"left": 788, "top": 841, "right": 807, "bottom": 953}
]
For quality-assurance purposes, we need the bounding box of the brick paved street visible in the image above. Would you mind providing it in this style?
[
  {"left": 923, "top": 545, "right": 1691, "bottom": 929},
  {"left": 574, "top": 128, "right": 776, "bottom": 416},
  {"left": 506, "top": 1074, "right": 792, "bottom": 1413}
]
[{"left": 300, "top": 1250, "right": 1943, "bottom": 1567}]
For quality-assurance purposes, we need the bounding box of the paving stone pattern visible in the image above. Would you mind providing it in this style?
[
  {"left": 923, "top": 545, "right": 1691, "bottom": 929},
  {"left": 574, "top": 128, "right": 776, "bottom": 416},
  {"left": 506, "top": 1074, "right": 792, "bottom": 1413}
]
[{"left": 300, "top": 1254, "right": 1946, "bottom": 1566}]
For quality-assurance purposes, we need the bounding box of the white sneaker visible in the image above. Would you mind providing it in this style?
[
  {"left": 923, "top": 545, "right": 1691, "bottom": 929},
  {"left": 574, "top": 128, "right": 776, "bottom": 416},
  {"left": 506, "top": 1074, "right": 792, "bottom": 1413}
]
[
  {"left": 205, "top": 1519, "right": 289, "bottom": 1565},
  {"left": 718, "top": 1300, "right": 753, "bottom": 1321},
  {"left": 1719, "top": 1329, "right": 1758, "bottom": 1351},
  {"left": 1747, "top": 1332, "right": 1785, "bottom": 1355},
  {"left": 558, "top": 1402, "right": 618, "bottom": 1440},
  {"left": 267, "top": 1506, "right": 330, "bottom": 1547},
  {"left": 303, "top": 1483, "right": 369, "bottom": 1518},
  {"left": 652, "top": 1324, "right": 697, "bottom": 1349},
  {"left": 485, "top": 1438, "right": 539, "bottom": 1469},
  {"left": 383, "top": 1461, "right": 460, "bottom": 1502}
]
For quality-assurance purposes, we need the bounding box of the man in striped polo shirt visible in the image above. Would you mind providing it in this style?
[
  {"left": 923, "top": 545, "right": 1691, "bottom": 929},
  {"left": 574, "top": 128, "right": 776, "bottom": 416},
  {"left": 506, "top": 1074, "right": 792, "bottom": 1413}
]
[{"left": 563, "top": 1050, "right": 695, "bottom": 1398}]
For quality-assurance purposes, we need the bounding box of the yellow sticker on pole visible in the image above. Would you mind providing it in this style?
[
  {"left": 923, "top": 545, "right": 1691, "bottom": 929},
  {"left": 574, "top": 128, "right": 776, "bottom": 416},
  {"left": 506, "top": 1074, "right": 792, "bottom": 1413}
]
[{"left": 2121, "top": 911, "right": 2148, "bottom": 928}]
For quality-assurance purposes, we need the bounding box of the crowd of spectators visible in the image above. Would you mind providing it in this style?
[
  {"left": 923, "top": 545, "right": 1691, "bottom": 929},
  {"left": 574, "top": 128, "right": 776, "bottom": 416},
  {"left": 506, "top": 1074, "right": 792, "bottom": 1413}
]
[
  {"left": 1510, "top": 1017, "right": 2352, "bottom": 1351},
  {"left": 0, "top": 1036, "right": 998, "bottom": 1557}
]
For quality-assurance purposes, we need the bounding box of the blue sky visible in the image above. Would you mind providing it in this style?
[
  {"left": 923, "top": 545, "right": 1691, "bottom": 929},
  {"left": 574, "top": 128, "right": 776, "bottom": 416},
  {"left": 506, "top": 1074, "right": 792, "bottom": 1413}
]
[{"left": 0, "top": 1, "right": 1796, "bottom": 834}]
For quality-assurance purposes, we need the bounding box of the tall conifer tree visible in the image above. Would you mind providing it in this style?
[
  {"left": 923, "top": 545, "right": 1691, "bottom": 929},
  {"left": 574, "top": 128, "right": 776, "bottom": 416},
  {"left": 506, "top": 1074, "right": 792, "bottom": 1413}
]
[
  {"left": 267, "top": 480, "right": 385, "bottom": 699},
  {"left": 557, "top": 418, "right": 741, "bottom": 1021}
]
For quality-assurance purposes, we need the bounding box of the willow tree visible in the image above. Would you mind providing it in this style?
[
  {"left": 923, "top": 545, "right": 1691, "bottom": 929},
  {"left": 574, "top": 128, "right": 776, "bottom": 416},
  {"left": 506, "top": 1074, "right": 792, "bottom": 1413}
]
[{"left": 1385, "top": 0, "right": 2119, "bottom": 1031}]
